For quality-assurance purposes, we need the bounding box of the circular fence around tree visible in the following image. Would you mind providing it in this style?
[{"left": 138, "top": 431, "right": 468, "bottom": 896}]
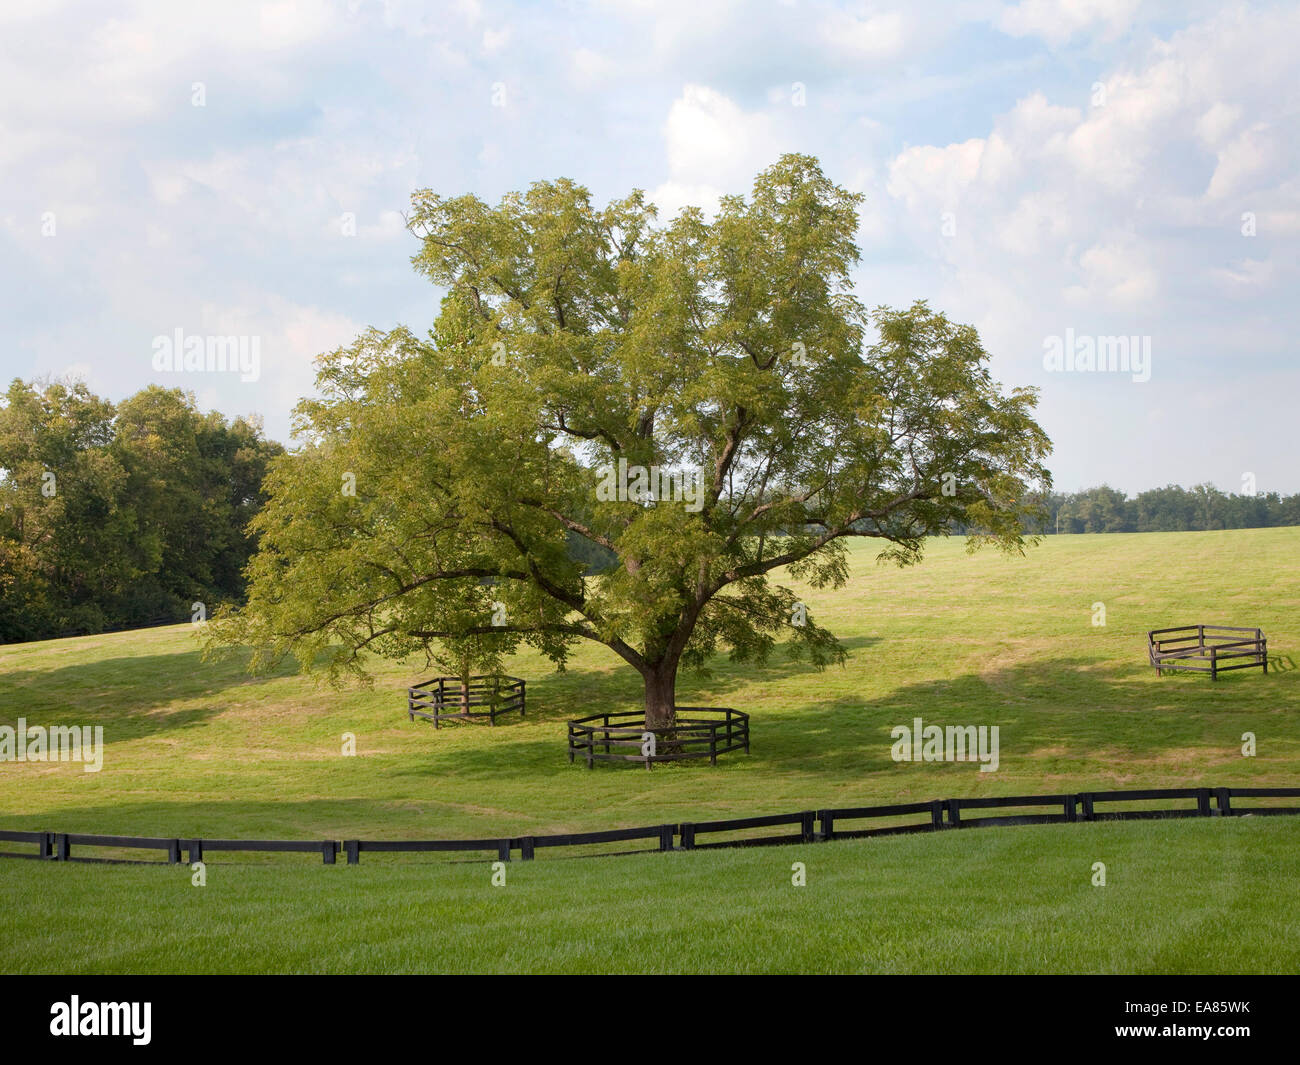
[
  {"left": 567, "top": 708, "right": 750, "bottom": 768},
  {"left": 407, "top": 674, "right": 526, "bottom": 727}
]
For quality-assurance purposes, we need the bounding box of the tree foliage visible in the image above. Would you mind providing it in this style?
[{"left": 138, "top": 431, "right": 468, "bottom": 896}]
[
  {"left": 210, "top": 155, "right": 1052, "bottom": 726},
  {"left": 1026, "top": 483, "right": 1300, "bottom": 534},
  {"left": 0, "top": 380, "right": 282, "bottom": 642}
]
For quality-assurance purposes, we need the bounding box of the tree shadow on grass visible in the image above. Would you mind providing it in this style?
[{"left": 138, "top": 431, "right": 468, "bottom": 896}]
[
  {"left": 416, "top": 644, "right": 1292, "bottom": 782},
  {"left": 752, "top": 652, "right": 1291, "bottom": 778},
  {"left": 0, "top": 797, "right": 482, "bottom": 840},
  {"left": 390, "top": 636, "right": 1292, "bottom": 781},
  {"left": 0, "top": 647, "right": 300, "bottom": 744},
  {"left": 512, "top": 634, "right": 884, "bottom": 724}
]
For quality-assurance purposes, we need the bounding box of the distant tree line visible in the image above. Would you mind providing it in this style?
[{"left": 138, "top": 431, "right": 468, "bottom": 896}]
[
  {"left": 3, "top": 377, "right": 1297, "bottom": 645},
  {"left": 1019, "top": 484, "right": 1300, "bottom": 534},
  {"left": 0, "top": 380, "right": 283, "bottom": 644}
]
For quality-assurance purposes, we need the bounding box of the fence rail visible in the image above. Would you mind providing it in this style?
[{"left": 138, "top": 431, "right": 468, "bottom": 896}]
[
  {"left": 1148, "top": 624, "right": 1268, "bottom": 679},
  {"left": 408, "top": 674, "right": 525, "bottom": 727},
  {"left": 567, "top": 707, "right": 750, "bottom": 768},
  {"left": 818, "top": 800, "right": 946, "bottom": 839},
  {"left": 5, "top": 785, "right": 1296, "bottom": 866},
  {"left": 343, "top": 837, "right": 513, "bottom": 864}
]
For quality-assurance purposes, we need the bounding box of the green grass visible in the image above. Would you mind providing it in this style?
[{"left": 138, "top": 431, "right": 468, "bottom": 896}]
[
  {"left": 1, "top": 528, "right": 1298, "bottom": 973},
  {"left": 1, "top": 818, "right": 1296, "bottom": 974},
  {"left": 1, "top": 529, "right": 1297, "bottom": 842}
]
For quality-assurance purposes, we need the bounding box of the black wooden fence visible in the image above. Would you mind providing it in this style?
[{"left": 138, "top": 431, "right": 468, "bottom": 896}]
[
  {"left": 567, "top": 707, "right": 750, "bottom": 768},
  {"left": 3, "top": 786, "right": 1297, "bottom": 866}
]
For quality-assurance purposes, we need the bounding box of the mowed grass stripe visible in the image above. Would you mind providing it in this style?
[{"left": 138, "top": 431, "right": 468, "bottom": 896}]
[{"left": 0, "top": 818, "right": 1295, "bottom": 974}]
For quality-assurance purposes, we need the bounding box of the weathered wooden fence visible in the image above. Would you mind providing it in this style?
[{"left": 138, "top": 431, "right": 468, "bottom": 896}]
[
  {"left": 1148, "top": 624, "right": 1268, "bottom": 679},
  {"left": 407, "top": 674, "right": 525, "bottom": 727}
]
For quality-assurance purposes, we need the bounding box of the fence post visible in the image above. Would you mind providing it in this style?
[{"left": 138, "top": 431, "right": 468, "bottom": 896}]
[
  {"left": 55, "top": 833, "right": 69, "bottom": 861},
  {"left": 167, "top": 839, "right": 181, "bottom": 864},
  {"left": 1196, "top": 789, "right": 1212, "bottom": 817},
  {"left": 680, "top": 823, "right": 695, "bottom": 850},
  {"left": 799, "top": 812, "right": 815, "bottom": 844},
  {"left": 497, "top": 839, "right": 511, "bottom": 863},
  {"left": 188, "top": 839, "right": 203, "bottom": 863},
  {"left": 946, "top": 798, "right": 961, "bottom": 828},
  {"left": 344, "top": 841, "right": 360, "bottom": 865},
  {"left": 1064, "top": 795, "right": 1077, "bottom": 823},
  {"left": 41, "top": 832, "right": 54, "bottom": 859},
  {"left": 1215, "top": 788, "right": 1232, "bottom": 816},
  {"left": 519, "top": 837, "right": 535, "bottom": 861},
  {"left": 929, "top": 801, "right": 944, "bottom": 830},
  {"left": 1079, "top": 793, "right": 1095, "bottom": 821},
  {"left": 819, "top": 811, "right": 834, "bottom": 841},
  {"left": 658, "top": 825, "right": 675, "bottom": 852},
  {"left": 322, "top": 840, "right": 337, "bottom": 865}
]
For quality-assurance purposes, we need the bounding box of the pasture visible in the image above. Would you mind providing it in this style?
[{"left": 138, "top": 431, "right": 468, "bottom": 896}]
[{"left": 2, "top": 527, "right": 1297, "bottom": 973}]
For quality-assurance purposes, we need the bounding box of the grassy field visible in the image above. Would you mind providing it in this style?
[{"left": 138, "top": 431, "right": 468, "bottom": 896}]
[
  {"left": 2, "top": 818, "right": 1296, "bottom": 974},
  {"left": 1, "top": 528, "right": 1298, "bottom": 973},
  {"left": 1, "top": 528, "right": 1296, "bottom": 842}
]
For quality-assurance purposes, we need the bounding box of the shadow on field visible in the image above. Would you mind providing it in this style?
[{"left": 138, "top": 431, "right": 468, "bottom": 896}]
[
  {"left": 516, "top": 634, "right": 884, "bottom": 723},
  {"left": 409, "top": 638, "right": 1284, "bottom": 778},
  {"left": 0, "top": 797, "right": 477, "bottom": 840},
  {"left": 754, "top": 652, "right": 1286, "bottom": 776},
  {"left": 0, "top": 647, "right": 298, "bottom": 743}
]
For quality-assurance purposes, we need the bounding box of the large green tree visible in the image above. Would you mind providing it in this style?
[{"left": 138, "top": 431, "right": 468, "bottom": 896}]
[
  {"left": 211, "top": 155, "right": 1051, "bottom": 728},
  {"left": 0, "top": 380, "right": 281, "bottom": 642}
]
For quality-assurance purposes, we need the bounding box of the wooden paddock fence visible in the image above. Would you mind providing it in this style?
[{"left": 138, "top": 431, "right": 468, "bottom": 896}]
[
  {"left": 1148, "top": 624, "right": 1268, "bottom": 679},
  {"left": 407, "top": 674, "right": 525, "bottom": 727},
  {"left": 567, "top": 707, "right": 750, "bottom": 768},
  {"left": 3, "top": 785, "right": 1296, "bottom": 866}
]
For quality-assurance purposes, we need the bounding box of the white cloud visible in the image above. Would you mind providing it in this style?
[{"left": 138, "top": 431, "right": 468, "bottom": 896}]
[
  {"left": 887, "top": 138, "right": 985, "bottom": 215},
  {"left": 569, "top": 46, "right": 617, "bottom": 90},
  {"left": 651, "top": 85, "right": 782, "bottom": 219},
  {"left": 998, "top": 0, "right": 1139, "bottom": 46},
  {"left": 1066, "top": 235, "right": 1158, "bottom": 306},
  {"left": 482, "top": 26, "right": 510, "bottom": 53},
  {"left": 819, "top": 9, "right": 907, "bottom": 60},
  {"left": 1205, "top": 124, "right": 1279, "bottom": 201},
  {"left": 1195, "top": 102, "right": 1241, "bottom": 148},
  {"left": 2, "top": 0, "right": 1299, "bottom": 494}
]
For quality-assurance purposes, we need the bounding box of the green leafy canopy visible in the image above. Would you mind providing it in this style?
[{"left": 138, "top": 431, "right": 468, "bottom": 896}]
[{"left": 207, "top": 154, "right": 1052, "bottom": 712}]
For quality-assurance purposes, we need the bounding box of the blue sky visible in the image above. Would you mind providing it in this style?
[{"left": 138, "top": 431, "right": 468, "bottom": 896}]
[{"left": 2, "top": 0, "right": 1297, "bottom": 493}]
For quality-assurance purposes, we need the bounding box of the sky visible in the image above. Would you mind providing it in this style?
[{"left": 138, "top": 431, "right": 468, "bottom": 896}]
[{"left": 2, "top": 0, "right": 1297, "bottom": 495}]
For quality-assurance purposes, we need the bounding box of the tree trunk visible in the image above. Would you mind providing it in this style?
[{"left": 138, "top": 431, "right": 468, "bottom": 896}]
[{"left": 643, "top": 661, "right": 678, "bottom": 730}]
